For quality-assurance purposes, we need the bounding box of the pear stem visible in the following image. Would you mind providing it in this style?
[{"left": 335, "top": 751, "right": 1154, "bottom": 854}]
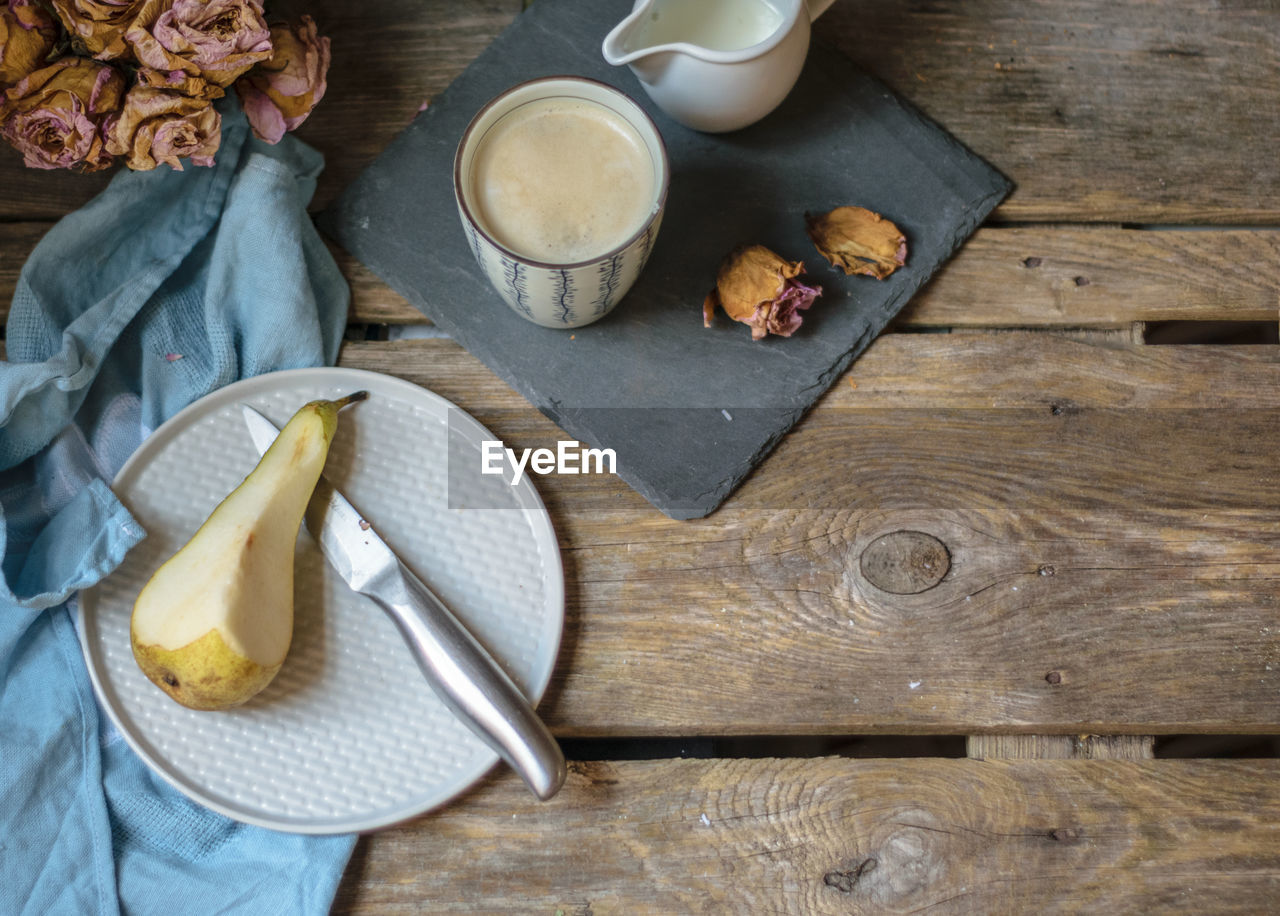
[{"left": 333, "top": 390, "right": 370, "bottom": 410}]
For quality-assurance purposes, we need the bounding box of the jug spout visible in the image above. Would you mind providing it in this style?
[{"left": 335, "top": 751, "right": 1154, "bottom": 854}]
[
  {"left": 601, "top": 0, "right": 820, "bottom": 133},
  {"left": 601, "top": 0, "right": 659, "bottom": 68}
]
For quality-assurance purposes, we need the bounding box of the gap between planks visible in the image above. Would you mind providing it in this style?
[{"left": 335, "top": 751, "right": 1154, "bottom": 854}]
[{"left": 967, "top": 734, "right": 1154, "bottom": 760}]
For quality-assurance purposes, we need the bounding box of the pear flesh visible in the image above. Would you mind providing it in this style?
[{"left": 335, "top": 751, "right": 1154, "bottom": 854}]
[{"left": 131, "top": 393, "right": 366, "bottom": 710}]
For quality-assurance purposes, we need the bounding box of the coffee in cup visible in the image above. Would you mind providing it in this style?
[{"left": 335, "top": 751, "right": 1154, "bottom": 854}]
[
  {"left": 454, "top": 77, "right": 669, "bottom": 329},
  {"left": 469, "top": 97, "right": 656, "bottom": 264}
]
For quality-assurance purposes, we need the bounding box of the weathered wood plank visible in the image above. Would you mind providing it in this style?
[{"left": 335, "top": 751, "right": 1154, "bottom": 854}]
[
  {"left": 319, "top": 226, "right": 1280, "bottom": 328},
  {"left": 6, "top": 224, "right": 1279, "bottom": 330},
  {"left": 2, "top": 1, "right": 1278, "bottom": 223},
  {"left": 821, "top": 0, "right": 1280, "bottom": 223},
  {"left": 536, "top": 505, "right": 1280, "bottom": 736},
  {"left": 328, "top": 226, "right": 1280, "bottom": 327},
  {"left": 836, "top": 331, "right": 1280, "bottom": 408},
  {"left": 336, "top": 337, "right": 1280, "bottom": 734},
  {"left": 333, "top": 758, "right": 1280, "bottom": 913},
  {"left": 901, "top": 227, "right": 1280, "bottom": 327},
  {"left": 339, "top": 332, "right": 1280, "bottom": 411},
  {"left": 0, "top": 222, "right": 44, "bottom": 310}
]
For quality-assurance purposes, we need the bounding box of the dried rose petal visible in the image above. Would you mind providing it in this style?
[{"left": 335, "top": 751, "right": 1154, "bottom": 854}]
[
  {"left": 703, "top": 244, "right": 821, "bottom": 341},
  {"left": 49, "top": 0, "right": 146, "bottom": 60},
  {"left": 235, "top": 15, "right": 330, "bottom": 144},
  {"left": 805, "top": 206, "right": 907, "bottom": 279},
  {"left": 1, "top": 0, "right": 60, "bottom": 85},
  {"left": 134, "top": 64, "right": 222, "bottom": 100}
]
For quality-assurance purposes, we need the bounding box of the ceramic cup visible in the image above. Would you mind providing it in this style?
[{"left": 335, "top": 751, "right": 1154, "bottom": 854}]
[{"left": 453, "top": 77, "right": 669, "bottom": 329}]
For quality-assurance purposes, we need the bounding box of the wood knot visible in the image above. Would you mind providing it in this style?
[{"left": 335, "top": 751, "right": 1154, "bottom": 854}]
[
  {"left": 860, "top": 531, "right": 950, "bottom": 594},
  {"left": 1048, "top": 827, "right": 1081, "bottom": 843},
  {"left": 823, "top": 857, "right": 877, "bottom": 893}
]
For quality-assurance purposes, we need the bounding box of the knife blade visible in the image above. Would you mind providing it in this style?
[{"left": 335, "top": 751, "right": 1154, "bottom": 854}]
[{"left": 240, "top": 403, "right": 565, "bottom": 801}]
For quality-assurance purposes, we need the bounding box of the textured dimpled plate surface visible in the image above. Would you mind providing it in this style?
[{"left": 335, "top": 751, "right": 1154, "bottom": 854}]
[{"left": 78, "top": 368, "right": 564, "bottom": 833}]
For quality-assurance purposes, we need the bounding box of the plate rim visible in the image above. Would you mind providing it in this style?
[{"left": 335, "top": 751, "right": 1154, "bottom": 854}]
[{"left": 77, "top": 366, "right": 565, "bottom": 834}]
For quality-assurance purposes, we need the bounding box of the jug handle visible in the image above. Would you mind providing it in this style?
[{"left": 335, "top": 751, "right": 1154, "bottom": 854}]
[{"left": 807, "top": 0, "right": 836, "bottom": 21}]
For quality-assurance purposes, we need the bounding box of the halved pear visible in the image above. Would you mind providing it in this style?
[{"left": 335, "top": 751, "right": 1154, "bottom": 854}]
[{"left": 130, "top": 392, "right": 367, "bottom": 710}]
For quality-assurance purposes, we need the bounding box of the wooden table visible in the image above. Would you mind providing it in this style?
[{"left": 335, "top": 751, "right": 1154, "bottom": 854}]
[{"left": 5, "top": 1, "right": 1280, "bottom": 910}]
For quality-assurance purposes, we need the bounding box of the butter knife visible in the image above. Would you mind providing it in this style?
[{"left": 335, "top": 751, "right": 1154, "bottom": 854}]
[{"left": 240, "top": 404, "right": 565, "bottom": 801}]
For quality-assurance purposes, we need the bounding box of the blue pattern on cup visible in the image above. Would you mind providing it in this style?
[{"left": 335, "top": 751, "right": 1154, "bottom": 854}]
[
  {"left": 554, "top": 269, "right": 576, "bottom": 324},
  {"left": 503, "top": 257, "right": 533, "bottom": 318},
  {"left": 594, "top": 253, "right": 625, "bottom": 317}
]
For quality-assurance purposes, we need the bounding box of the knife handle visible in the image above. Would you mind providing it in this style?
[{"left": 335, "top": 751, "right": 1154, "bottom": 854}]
[{"left": 370, "top": 565, "right": 567, "bottom": 801}]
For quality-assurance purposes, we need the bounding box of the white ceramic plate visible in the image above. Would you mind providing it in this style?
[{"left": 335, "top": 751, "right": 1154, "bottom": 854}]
[{"left": 78, "top": 368, "right": 564, "bottom": 834}]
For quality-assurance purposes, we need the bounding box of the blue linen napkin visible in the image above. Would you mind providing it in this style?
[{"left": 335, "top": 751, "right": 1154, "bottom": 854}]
[{"left": 0, "top": 100, "right": 356, "bottom": 914}]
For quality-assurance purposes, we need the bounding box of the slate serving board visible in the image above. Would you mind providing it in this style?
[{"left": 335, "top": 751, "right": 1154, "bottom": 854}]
[{"left": 320, "top": 0, "right": 1012, "bottom": 520}]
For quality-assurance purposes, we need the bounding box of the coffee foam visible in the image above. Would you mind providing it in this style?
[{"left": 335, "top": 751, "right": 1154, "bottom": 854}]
[{"left": 470, "top": 97, "right": 655, "bottom": 263}]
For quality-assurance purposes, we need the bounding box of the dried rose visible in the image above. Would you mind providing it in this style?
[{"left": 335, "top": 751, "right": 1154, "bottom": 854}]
[
  {"left": 49, "top": 0, "right": 146, "bottom": 61},
  {"left": 134, "top": 63, "right": 220, "bottom": 99},
  {"left": 104, "top": 85, "right": 219, "bottom": 169},
  {"left": 236, "top": 15, "right": 329, "bottom": 143},
  {"left": 703, "top": 244, "right": 822, "bottom": 341},
  {"left": 0, "top": 0, "right": 59, "bottom": 86},
  {"left": 805, "top": 206, "right": 907, "bottom": 279},
  {"left": 126, "top": 0, "right": 271, "bottom": 89},
  {"left": 0, "top": 57, "right": 124, "bottom": 170}
]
